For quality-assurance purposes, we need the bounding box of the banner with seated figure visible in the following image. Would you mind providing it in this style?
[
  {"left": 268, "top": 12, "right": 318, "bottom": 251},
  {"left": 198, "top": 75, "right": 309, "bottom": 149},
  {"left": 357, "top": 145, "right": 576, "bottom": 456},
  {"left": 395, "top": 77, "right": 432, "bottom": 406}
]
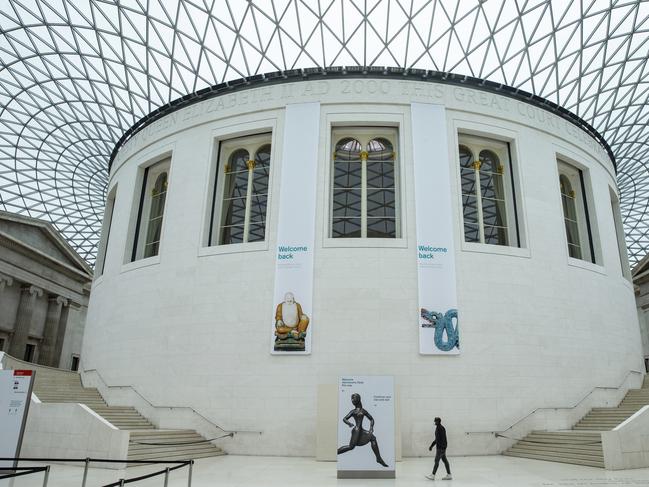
[{"left": 271, "top": 102, "right": 319, "bottom": 354}]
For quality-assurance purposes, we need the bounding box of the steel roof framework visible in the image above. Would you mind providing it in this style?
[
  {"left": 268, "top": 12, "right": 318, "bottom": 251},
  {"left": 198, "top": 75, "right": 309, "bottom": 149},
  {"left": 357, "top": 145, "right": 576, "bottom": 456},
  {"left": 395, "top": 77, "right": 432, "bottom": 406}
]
[{"left": 1, "top": 0, "right": 648, "bottom": 265}]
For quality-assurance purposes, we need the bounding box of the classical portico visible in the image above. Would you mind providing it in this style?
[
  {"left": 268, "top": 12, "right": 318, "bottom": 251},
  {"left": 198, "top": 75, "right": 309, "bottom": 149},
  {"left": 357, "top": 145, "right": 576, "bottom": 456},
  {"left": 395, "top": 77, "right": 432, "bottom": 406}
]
[{"left": 0, "top": 211, "right": 92, "bottom": 369}]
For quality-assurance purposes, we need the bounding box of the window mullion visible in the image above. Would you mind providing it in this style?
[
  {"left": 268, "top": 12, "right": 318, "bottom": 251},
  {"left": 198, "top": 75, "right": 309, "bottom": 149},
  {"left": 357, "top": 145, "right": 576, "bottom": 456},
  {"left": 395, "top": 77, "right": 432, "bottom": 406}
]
[
  {"left": 243, "top": 159, "right": 255, "bottom": 243},
  {"left": 473, "top": 158, "right": 485, "bottom": 243},
  {"left": 361, "top": 150, "right": 368, "bottom": 238}
]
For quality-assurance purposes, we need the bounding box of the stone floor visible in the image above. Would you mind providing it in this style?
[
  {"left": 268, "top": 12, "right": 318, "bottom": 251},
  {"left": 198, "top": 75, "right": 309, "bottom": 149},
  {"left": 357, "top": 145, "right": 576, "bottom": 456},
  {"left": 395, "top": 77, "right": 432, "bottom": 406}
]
[{"left": 6, "top": 455, "right": 649, "bottom": 487}]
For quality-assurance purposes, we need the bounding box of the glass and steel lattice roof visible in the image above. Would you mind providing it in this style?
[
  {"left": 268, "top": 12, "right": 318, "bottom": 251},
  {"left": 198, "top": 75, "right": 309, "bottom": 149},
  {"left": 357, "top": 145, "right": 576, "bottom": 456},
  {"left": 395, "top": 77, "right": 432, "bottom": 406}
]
[{"left": 1, "top": 0, "right": 648, "bottom": 266}]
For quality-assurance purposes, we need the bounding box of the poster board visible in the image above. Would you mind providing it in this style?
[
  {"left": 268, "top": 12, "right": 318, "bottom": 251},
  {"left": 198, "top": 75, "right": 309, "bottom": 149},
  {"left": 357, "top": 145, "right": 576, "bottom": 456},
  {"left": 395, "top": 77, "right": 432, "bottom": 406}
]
[
  {"left": 337, "top": 376, "right": 395, "bottom": 479},
  {"left": 0, "top": 370, "right": 34, "bottom": 470}
]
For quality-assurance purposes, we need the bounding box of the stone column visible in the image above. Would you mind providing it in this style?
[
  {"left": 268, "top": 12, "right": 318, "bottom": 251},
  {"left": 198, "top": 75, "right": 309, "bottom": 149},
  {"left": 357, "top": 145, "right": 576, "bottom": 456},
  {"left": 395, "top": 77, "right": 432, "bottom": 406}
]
[
  {"left": 39, "top": 295, "right": 67, "bottom": 367},
  {"left": 52, "top": 300, "right": 71, "bottom": 368},
  {"left": 8, "top": 285, "right": 43, "bottom": 360}
]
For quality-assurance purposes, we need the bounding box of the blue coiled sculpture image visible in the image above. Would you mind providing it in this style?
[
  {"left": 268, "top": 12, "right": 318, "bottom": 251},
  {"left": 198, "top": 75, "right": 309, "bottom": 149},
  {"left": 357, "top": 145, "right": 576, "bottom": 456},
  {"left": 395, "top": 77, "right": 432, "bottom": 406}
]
[{"left": 420, "top": 308, "right": 459, "bottom": 351}]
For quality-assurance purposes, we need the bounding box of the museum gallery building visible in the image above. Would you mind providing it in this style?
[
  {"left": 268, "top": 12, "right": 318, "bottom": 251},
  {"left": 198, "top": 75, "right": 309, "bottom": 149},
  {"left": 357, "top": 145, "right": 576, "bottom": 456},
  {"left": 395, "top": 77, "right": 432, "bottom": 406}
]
[{"left": 83, "top": 70, "right": 643, "bottom": 457}]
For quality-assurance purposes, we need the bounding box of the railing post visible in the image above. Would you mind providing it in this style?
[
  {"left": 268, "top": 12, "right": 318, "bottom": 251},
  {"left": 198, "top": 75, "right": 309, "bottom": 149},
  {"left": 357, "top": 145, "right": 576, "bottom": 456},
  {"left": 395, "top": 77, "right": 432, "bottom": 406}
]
[
  {"left": 187, "top": 460, "right": 193, "bottom": 487},
  {"left": 163, "top": 467, "right": 169, "bottom": 487},
  {"left": 81, "top": 457, "right": 90, "bottom": 487},
  {"left": 42, "top": 465, "right": 50, "bottom": 487},
  {"left": 119, "top": 479, "right": 125, "bottom": 486}
]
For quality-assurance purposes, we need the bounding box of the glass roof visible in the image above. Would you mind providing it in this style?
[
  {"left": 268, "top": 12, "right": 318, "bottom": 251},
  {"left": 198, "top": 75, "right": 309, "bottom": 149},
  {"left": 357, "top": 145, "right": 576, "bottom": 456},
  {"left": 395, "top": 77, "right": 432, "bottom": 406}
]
[{"left": 1, "top": 0, "right": 648, "bottom": 266}]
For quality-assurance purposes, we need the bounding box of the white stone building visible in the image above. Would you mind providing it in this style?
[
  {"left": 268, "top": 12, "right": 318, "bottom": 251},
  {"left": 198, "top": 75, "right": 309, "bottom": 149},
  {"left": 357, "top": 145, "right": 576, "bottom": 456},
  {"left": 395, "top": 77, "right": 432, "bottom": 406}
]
[{"left": 82, "top": 74, "right": 643, "bottom": 458}]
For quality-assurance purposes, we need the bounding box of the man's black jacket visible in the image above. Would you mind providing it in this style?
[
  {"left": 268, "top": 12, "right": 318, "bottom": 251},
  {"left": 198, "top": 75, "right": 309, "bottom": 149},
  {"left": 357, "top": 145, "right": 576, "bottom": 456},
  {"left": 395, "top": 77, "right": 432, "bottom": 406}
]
[{"left": 429, "top": 424, "right": 447, "bottom": 450}]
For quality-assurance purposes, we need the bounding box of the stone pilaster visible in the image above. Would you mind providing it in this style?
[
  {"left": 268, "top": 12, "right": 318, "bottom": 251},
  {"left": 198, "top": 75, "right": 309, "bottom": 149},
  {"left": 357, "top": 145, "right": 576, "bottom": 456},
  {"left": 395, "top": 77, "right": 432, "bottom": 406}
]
[
  {"left": 8, "top": 285, "right": 43, "bottom": 360},
  {"left": 39, "top": 295, "right": 68, "bottom": 367},
  {"left": 52, "top": 300, "right": 72, "bottom": 368}
]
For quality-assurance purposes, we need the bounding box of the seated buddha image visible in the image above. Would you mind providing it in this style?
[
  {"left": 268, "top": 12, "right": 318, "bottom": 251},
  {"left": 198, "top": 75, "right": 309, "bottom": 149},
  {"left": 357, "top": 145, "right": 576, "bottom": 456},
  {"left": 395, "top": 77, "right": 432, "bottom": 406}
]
[{"left": 274, "top": 292, "right": 310, "bottom": 351}]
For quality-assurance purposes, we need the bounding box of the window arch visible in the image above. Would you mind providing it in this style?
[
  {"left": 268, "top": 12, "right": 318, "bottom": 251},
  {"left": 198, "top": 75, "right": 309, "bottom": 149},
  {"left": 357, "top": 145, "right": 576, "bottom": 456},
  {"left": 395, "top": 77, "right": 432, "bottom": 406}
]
[
  {"left": 559, "top": 174, "right": 582, "bottom": 259},
  {"left": 131, "top": 157, "right": 171, "bottom": 261},
  {"left": 458, "top": 134, "right": 518, "bottom": 247},
  {"left": 557, "top": 160, "right": 596, "bottom": 263},
  {"left": 143, "top": 171, "right": 168, "bottom": 258},
  {"left": 331, "top": 128, "right": 398, "bottom": 239},
  {"left": 211, "top": 133, "right": 272, "bottom": 245}
]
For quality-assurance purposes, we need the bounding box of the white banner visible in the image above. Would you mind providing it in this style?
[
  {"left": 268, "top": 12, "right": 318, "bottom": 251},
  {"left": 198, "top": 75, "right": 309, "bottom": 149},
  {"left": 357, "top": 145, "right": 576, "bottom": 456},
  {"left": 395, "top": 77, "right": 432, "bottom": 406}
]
[
  {"left": 337, "top": 376, "right": 395, "bottom": 478},
  {"left": 412, "top": 103, "right": 460, "bottom": 355},
  {"left": 0, "top": 370, "right": 34, "bottom": 469},
  {"left": 270, "top": 103, "right": 320, "bottom": 354}
]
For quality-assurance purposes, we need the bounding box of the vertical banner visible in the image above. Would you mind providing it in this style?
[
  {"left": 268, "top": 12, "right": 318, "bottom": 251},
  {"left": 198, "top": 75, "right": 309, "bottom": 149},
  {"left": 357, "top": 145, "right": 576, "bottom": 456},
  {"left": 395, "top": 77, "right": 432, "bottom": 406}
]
[
  {"left": 0, "top": 370, "right": 34, "bottom": 470},
  {"left": 411, "top": 103, "right": 460, "bottom": 355},
  {"left": 337, "top": 376, "right": 395, "bottom": 479},
  {"left": 271, "top": 102, "right": 320, "bottom": 354}
]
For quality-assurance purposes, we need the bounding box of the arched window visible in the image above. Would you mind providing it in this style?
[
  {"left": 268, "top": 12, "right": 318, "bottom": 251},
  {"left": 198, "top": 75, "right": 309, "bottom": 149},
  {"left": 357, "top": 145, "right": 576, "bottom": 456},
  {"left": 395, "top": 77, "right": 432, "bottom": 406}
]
[
  {"left": 211, "top": 133, "right": 272, "bottom": 245},
  {"left": 479, "top": 149, "right": 508, "bottom": 245},
  {"left": 131, "top": 157, "right": 171, "bottom": 261},
  {"left": 143, "top": 172, "right": 167, "bottom": 258},
  {"left": 458, "top": 135, "right": 518, "bottom": 247},
  {"left": 331, "top": 128, "right": 398, "bottom": 239},
  {"left": 560, "top": 174, "right": 581, "bottom": 259},
  {"left": 557, "top": 160, "right": 596, "bottom": 263}
]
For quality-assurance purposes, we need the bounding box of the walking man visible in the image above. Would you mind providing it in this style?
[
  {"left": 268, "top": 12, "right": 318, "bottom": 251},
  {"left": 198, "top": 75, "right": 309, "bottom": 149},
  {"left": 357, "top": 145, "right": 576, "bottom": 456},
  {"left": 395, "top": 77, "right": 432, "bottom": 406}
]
[{"left": 426, "top": 417, "right": 452, "bottom": 480}]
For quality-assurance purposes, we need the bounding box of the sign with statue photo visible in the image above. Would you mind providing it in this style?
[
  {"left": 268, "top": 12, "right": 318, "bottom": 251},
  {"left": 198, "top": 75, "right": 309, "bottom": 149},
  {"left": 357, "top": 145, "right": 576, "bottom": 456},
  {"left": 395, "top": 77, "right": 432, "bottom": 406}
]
[
  {"left": 337, "top": 376, "right": 395, "bottom": 479},
  {"left": 411, "top": 103, "right": 460, "bottom": 355}
]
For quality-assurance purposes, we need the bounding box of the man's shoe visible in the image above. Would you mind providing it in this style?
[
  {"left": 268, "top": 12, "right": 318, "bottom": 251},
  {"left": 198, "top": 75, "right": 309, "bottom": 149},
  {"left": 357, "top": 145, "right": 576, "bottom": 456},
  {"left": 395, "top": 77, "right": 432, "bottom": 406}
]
[
  {"left": 425, "top": 474, "right": 435, "bottom": 480},
  {"left": 442, "top": 474, "right": 452, "bottom": 480}
]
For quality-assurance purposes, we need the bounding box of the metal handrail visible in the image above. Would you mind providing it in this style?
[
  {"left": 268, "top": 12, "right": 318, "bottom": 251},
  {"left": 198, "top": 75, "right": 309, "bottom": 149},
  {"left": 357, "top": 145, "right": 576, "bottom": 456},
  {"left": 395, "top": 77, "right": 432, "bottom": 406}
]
[
  {"left": 0, "top": 457, "right": 194, "bottom": 487},
  {"left": 466, "top": 369, "right": 645, "bottom": 435},
  {"left": 83, "top": 368, "right": 262, "bottom": 435},
  {"left": 0, "top": 466, "right": 49, "bottom": 485}
]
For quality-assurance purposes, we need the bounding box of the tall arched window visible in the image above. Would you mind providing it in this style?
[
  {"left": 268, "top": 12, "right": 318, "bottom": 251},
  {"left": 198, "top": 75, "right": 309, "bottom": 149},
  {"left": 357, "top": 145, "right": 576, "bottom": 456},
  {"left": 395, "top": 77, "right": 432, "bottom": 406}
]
[
  {"left": 210, "top": 133, "right": 272, "bottom": 245},
  {"left": 143, "top": 172, "right": 167, "bottom": 258},
  {"left": 557, "top": 160, "right": 596, "bottom": 263},
  {"left": 331, "top": 128, "right": 398, "bottom": 239},
  {"left": 131, "top": 157, "right": 171, "bottom": 261},
  {"left": 560, "top": 174, "right": 581, "bottom": 259},
  {"left": 458, "top": 134, "right": 518, "bottom": 247}
]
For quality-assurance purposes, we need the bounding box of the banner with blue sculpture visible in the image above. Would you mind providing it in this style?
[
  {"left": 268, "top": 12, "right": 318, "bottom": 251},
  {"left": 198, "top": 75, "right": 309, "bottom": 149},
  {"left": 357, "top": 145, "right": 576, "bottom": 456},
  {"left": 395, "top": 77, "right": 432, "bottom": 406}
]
[{"left": 411, "top": 103, "right": 460, "bottom": 355}]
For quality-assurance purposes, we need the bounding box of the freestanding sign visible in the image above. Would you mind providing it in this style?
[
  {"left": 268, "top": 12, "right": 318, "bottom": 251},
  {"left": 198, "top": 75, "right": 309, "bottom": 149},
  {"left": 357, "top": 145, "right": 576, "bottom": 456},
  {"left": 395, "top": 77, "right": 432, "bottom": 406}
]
[
  {"left": 270, "top": 102, "right": 320, "bottom": 355},
  {"left": 337, "top": 376, "right": 395, "bottom": 479},
  {"left": 0, "top": 370, "right": 34, "bottom": 470},
  {"left": 411, "top": 103, "right": 460, "bottom": 355}
]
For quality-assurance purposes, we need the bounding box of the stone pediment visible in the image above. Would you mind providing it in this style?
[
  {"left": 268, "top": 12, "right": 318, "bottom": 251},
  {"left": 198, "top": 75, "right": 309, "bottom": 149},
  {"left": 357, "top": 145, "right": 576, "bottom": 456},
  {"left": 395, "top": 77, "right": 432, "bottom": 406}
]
[{"left": 0, "top": 211, "right": 92, "bottom": 278}]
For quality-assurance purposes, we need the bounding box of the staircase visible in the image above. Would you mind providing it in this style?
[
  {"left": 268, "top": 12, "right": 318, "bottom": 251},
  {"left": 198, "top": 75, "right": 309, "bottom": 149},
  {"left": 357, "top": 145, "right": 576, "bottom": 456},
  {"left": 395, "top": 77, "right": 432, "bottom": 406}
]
[
  {"left": 504, "top": 375, "right": 649, "bottom": 468},
  {"left": 25, "top": 362, "right": 226, "bottom": 462}
]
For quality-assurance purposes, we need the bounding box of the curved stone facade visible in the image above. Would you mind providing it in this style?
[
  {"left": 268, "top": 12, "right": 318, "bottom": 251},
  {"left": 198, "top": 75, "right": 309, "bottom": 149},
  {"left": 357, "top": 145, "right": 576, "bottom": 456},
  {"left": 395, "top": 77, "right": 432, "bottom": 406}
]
[{"left": 83, "top": 78, "right": 642, "bottom": 457}]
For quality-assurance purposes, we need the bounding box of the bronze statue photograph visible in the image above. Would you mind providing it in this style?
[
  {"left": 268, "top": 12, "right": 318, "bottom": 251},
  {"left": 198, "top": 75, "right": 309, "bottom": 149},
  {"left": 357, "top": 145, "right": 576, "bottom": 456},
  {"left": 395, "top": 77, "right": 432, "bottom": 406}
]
[{"left": 337, "top": 393, "right": 388, "bottom": 467}]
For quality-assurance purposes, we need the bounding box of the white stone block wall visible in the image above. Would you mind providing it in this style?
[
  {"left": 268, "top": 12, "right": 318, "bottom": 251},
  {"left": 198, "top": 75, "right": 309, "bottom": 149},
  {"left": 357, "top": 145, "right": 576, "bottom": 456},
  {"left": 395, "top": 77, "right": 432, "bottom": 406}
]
[
  {"left": 83, "top": 79, "right": 644, "bottom": 457},
  {"left": 22, "top": 401, "right": 129, "bottom": 468},
  {"left": 602, "top": 405, "right": 649, "bottom": 469}
]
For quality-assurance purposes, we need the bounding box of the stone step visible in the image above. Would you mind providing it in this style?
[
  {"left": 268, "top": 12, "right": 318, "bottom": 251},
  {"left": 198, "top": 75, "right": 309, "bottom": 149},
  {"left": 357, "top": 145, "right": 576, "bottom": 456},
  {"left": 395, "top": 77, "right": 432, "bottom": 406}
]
[
  {"left": 527, "top": 431, "right": 601, "bottom": 439},
  {"left": 512, "top": 442, "right": 602, "bottom": 454},
  {"left": 128, "top": 441, "right": 220, "bottom": 453},
  {"left": 504, "top": 451, "right": 604, "bottom": 468},
  {"left": 127, "top": 448, "right": 225, "bottom": 462},
  {"left": 96, "top": 412, "right": 147, "bottom": 417},
  {"left": 18, "top": 363, "right": 229, "bottom": 461},
  {"left": 518, "top": 433, "right": 602, "bottom": 443},
  {"left": 129, "top": 431, "right": 205, "bottom": 440},
  {"left": 91, "top": 406, "right": 141, "bottom": 411}
]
